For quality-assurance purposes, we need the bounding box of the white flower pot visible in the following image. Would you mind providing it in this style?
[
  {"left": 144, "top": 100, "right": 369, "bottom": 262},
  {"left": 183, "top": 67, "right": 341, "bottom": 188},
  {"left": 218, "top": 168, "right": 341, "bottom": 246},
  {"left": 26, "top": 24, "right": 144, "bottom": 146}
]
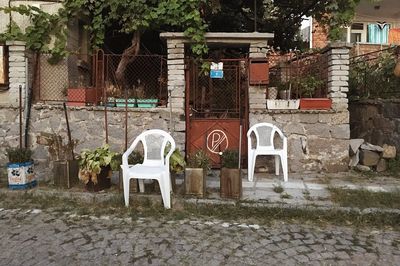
[{"left": 267, "top": 99, "right": 300, "bottom": 110}]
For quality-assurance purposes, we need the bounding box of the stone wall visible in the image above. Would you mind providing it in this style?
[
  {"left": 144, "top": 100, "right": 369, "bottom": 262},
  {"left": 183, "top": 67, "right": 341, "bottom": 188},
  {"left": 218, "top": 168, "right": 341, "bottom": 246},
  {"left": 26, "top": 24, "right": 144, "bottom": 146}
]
[
  {"left": 350, "top": 99, "right": 400, "bottom": 153},
  {"left": 0, "top": 104, "right": 185, "bottom": 181},
  {"left": 249, "top": 110, "right": 350, "bottom": 173}
]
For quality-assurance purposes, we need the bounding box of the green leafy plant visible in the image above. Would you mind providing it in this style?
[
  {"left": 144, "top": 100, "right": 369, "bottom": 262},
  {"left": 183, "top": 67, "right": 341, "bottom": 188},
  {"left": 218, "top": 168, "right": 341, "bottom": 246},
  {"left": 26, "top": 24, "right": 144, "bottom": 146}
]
[
  {"left": 276, "top": 81, "right": 290, "bottom": 91},
  {"left": 387, "top": 156, "right": 400, "bottom": 178},
  {"left": 163, "top": 144, "right": 186, "bottom": 174},
  {"left": 220, "top": 149, "right": 239, "bottom": 169},
  {"left": 6, "top": 147, "right": 33, "bottom": 164},
  {"left": 78, "top": 144, "right": 118, "bottom": 185},
  {"left": 273, "top": 184, "right": 284, "bottom": 194},
  {"left": 349, "top": 51, "right": 400, "bottom": 99},
  {"left": 0, "top": 1, "right": 208, "bottom": 64},
  {"left": 169, "top": 149, "right": 186, "bottom": 174},
  {"left": 113, "top": 150, "right": 144, "bottom": 168},
  {"left": 187, "top": 150, "right": 210, "bottom": 171},
  {"left": 298, "top": 75, "right": 324, "bottom": 98}
]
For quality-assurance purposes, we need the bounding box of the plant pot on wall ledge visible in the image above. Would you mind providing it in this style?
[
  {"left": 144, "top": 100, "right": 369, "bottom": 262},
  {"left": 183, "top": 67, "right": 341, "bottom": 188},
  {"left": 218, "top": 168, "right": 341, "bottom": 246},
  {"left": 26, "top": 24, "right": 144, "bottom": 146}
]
[
  {"left": 67, "top": 87, "right": 100, "bottom": 106},
  {"left": 299, "top": 98, "right": 332, "bottom": 110},
  {"left": 267, "top": 99, "right": 300, "bottom": 110},
  {"left": 115, "top": 98, "right": 158, "bottom": 108}
]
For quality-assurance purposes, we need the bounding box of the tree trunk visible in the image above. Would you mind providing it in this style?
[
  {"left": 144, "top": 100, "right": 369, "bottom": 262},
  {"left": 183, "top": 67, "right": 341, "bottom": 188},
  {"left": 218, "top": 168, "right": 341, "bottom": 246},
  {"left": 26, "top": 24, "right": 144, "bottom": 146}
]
[{"left": 115, "top": 31, "right": 141, "bottom": 90}]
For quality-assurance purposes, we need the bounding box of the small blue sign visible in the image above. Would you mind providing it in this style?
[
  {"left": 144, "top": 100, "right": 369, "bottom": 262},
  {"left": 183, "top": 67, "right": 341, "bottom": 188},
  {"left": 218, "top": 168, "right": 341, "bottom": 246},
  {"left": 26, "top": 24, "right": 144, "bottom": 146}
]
[{"left": 210, "top": 70, "right": 224, "bottom": 79}]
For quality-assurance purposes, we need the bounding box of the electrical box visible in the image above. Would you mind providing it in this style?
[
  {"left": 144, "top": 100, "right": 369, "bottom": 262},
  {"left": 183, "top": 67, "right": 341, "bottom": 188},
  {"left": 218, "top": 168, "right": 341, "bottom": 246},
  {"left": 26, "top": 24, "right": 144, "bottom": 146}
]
[{"left": 249, "top": 58, "right": 269, "bottom": 85}]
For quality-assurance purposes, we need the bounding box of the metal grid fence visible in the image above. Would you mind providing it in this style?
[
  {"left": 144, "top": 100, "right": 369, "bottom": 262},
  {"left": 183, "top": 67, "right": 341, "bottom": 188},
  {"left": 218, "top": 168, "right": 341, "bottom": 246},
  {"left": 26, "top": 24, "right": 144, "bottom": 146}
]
[
  {"left": 102, "top": 54, "right": 168, "bottom": 107},
  {"left": 189, "top": 60, "right": 246, "bottom": 119},
  {"left": 349, "top": 46, "right": 400, "bottom": 99},
  {"left": 268, "top": 52, "right": 329, "bottom": 98},
  {"left": 36, "top": 52, "right": 168, "bottom": 107}
]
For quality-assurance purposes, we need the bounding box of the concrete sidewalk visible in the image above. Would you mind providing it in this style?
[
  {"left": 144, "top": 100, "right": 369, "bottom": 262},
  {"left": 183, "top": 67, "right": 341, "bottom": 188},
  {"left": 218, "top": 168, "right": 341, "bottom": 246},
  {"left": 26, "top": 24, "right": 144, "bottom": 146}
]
[
  {"left": 197, "top": 170, "right": 400, "bottom": 208},
  {"left": 1, "top": 170, "right": 399, "bottom": 211}
]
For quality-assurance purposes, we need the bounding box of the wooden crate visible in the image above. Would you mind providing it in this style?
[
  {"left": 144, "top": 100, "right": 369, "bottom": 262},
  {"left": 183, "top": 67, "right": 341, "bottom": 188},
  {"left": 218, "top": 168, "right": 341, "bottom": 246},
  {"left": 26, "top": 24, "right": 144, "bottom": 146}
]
[
  {"left": 53, "top": 160, "right": 79, "bottom": 188},
  {"left": 185, "top": 168, "right": 205, "bottom": 197},
  {"left": 220, "top": 168, "right": 242, "bottom": 199}
]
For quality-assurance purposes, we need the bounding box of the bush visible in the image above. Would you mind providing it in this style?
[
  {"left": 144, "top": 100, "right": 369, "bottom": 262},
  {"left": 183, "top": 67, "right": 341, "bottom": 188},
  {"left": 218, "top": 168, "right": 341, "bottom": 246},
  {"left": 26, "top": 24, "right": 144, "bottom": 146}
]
[
  {"left": 6, "top": 147, "right": 33, "bottom": 164},
  {"left": 349, "top": 51, "right": 400, "bottom": 99},
  {"left": 221, "top": 150, "right": 239, "bottom": 169}
]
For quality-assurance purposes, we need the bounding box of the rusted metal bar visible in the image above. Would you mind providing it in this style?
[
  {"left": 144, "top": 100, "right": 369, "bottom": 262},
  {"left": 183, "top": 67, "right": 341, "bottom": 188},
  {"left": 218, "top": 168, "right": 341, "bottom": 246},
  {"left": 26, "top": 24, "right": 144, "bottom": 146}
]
[
  {"left": 125, "top": 84, "right": 128, "bottom": 151},
  {"left": 102, "top": 53, "right": 109, "bottom": 144},
  {"left": 63, "top": 102, "right": 74, "bottom": 159},
  {"left": 19, "top": 85, "right": 22, "bottom": 149}
]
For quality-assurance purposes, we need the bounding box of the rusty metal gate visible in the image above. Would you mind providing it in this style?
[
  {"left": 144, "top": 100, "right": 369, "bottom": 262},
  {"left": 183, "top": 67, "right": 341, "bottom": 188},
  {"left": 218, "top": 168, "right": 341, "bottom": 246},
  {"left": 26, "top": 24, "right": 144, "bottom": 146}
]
[{"left": 185, "top": 59, "right": 248, "bottom": 167}]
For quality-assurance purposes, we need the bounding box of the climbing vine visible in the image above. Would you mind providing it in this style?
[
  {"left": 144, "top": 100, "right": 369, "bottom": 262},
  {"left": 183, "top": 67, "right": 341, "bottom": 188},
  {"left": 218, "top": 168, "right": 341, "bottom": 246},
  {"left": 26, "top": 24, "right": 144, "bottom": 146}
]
[{"left": 0, "top": 0, "right": 208, "bottom": 62}]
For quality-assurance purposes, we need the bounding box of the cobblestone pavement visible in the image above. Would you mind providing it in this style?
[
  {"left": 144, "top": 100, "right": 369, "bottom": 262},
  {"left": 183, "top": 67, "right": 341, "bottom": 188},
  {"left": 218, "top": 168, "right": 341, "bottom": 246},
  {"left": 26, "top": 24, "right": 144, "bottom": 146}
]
[{"left": 0, "top": 208, "right": 399, "bottom": 266}]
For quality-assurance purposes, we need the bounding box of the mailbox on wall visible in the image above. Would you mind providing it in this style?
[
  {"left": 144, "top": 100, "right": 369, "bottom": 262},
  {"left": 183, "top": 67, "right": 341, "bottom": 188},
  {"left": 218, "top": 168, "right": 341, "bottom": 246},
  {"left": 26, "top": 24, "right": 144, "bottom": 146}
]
[{"left": 249, "top": 58, "right": 269, "bottom": 85}]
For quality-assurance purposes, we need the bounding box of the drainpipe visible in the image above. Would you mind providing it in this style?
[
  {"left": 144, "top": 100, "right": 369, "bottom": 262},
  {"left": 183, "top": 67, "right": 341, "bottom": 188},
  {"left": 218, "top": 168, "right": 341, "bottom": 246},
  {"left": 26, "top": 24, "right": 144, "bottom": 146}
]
[
  {"left": 24, "top": 86, "right": 32, "bottom": 149},
  {"left": 24, "top": 57, "right": 32, "bottom": 148}
]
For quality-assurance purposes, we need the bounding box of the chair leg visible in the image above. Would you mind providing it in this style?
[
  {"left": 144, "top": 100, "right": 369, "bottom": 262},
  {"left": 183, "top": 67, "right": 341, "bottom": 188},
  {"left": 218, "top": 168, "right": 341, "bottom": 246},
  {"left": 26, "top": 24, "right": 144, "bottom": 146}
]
[
  {"left": 281, "top": 155, "right": 288, "bottom": 182},
  {"left": 123, "top": 177, "right": 130, "bottom": 207},
  {"left": 250, "top": 154, "right": 257, "bottom": 182},
  {"left": 247, "top": 153, "right": 253, "bottom": 182},
  {"left": 138, "top": 180, "right": 145, "bottom": 193},
  {"left": 275, "top": 155, "right": 280, "bottom": 176},
  {"left": 159, "top": 175, "right": 171, "bottom": 209},
  {"left": 168, "top": 173, "right": 173, "bottom": 193}
]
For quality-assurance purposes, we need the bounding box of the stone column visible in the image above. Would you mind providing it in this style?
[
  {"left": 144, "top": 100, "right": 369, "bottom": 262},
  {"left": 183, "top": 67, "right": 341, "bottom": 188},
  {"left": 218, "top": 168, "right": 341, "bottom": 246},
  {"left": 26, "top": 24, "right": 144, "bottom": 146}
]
[
  {"left": 248, "top": 41, "right": 269, "bottom": 112},
  {"left": 6, "top": 41, "right": 27, "bottom": 107},
  {"left": 166, "top": 39, "right": 185, "bottom": 138},
  {"left": 326, "top": 42, "right": 352, "bottom": 112},
  {"left": 167, "top": 39, "right": 185, "bottom": 112}
]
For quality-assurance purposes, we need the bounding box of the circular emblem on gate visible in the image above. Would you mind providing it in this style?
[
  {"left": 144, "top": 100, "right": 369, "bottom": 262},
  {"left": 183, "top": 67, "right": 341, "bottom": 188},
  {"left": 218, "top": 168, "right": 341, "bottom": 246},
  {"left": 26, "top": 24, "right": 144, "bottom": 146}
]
[{"left": 206, "top": 130, "right": 229, "bottom": 154}]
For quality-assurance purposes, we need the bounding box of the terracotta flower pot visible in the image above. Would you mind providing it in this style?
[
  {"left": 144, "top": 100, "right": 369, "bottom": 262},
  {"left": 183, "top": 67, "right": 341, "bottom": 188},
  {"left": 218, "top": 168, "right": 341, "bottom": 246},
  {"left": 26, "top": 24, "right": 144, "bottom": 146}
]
[
  {"left": 67, "top": 87, "right": 101, "bottom": 106},
  {"left": 300, "top": 98, "right": 332, "bottom": 110}
]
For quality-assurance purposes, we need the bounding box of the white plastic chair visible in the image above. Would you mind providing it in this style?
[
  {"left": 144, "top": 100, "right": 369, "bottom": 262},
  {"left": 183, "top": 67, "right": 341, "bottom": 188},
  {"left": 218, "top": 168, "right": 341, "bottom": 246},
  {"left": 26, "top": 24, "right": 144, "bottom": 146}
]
[
  {"left": 247, "top": 123, "right": 288, "bottom": 182},
  {"left": 121, "top": 129, "right": 175, "bottom": 208}
]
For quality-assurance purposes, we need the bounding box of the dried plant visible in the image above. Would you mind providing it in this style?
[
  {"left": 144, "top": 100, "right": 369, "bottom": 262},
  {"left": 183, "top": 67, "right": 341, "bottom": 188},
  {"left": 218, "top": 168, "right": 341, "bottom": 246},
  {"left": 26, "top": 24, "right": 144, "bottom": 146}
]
[{"left": 36, "top": 132, "right": 78, "bottom": 161}]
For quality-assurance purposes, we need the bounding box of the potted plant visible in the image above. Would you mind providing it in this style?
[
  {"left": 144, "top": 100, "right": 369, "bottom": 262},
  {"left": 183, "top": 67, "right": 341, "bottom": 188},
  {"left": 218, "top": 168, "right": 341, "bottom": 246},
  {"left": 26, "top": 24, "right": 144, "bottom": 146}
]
[
  {"left": 220, "top": 149, "right": 242, "bottom": 199},
  {"left": 298, "top": 75, "right": 331, "bottom": 110},
  {"left": 67, "top": 77, "right": 101, "bottom": 106},
  {"left": 6, "top": 147, "right": 36, "bottom": 189},
  {"left": 185, "top": 150, "right": 210, "bottom": 197},
  {"left": 278, "top": 81, "right": 290, "bottom": 100},
  {"left": 114, "top": 150, "right": 144, "bottom": 192},
  {"left": 168, "top": 147, "right": 186, "bottom": 192},
  {"left": 36, "top": 132, "right": 78, "bottom": 188},
  {"left": 78, "top": 144, "right": 119, "bottom": 192},
  {"left": 267, "top": 81, "right": 300, "bottom": 110}
]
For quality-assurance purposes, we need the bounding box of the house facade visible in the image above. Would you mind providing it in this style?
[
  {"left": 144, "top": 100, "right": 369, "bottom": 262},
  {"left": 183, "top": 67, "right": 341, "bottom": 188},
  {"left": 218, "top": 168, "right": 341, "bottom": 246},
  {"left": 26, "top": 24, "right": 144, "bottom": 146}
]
[
  {"left": 310, "top": 0, "right": 400, "bottom": 55},
  {"left": 0, "top": 2, "right": 354, "bottom": 181}
]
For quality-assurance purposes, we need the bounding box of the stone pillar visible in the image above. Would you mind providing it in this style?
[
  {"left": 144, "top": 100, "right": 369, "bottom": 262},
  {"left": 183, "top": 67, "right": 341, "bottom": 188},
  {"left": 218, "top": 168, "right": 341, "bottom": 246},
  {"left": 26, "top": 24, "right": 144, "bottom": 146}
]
[
  {"left": 166, "top": 38, "right": 185, "bottom": 137},
  {"left": 248, "top": 41, "right": 268, "bottom": 112},
  {"left": 167, "top": 39, "right": 185, "bottom": 112},
  {"left": 325, "top": 42, "right": 352, "bottom": 112},
  {"left": 6, "top": 41, "right": 27, "bottom": 106}
]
